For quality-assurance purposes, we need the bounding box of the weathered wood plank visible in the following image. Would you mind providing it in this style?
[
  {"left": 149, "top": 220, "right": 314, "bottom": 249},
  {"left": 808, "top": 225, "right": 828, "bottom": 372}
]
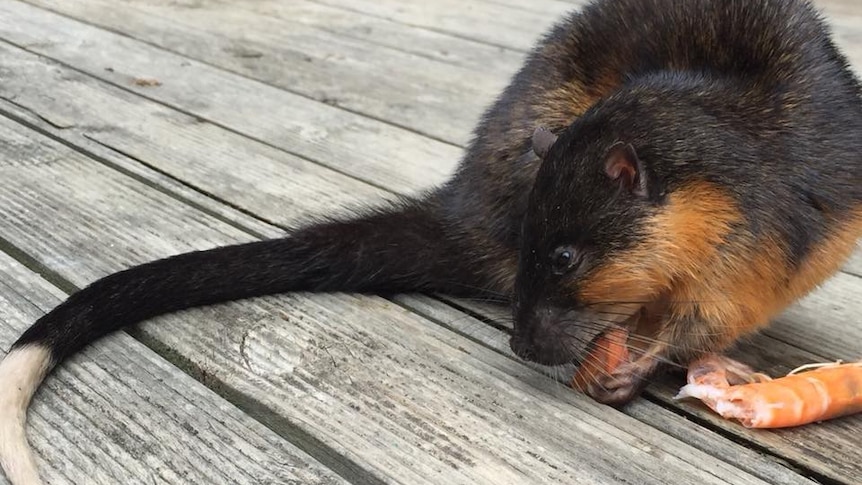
[
  {"left": 21, "top": 0, "right": 504, "bottom": 145},
  {"left": 308, "top": 0, "right": 562, "bottom": 51},
  {"left": 0, "top": 99, "right": 281, "bottom": 242},
  {"left": 815, "top": 0, "right": 862, "bottom": 17},
  {"left": 0, "top": 1, "right": 459, "bottom": 196},
  {"left": 21, "top": 0, "right": 862, "bottom": 146},
  {"left": 768, "top": 272, "right": 862, "bottom": 361},
  {"left": 309, "top": 0, "right": 862, "bottom": 57},
  {"left": 0, "top": 46, "right": 396, "bottom": 232},
  {"left": 0, "top": 113, "right": 775, "bottom": 483},
  {"left": 474, "top": 0, "right": 585, "bottom": 14},
  {"left": 825, "top": 16, "right": 862, "bottom": 75},
  {"left": 318, "top": 0, "right": 862, "bottom": 78},
  {"left": 13, "top": 0, "right": 862, "bottom": 190},
  {"left": 845, "top": 245, "right": 862, "bottom": 276},
  {"left": 238, "top": 0, "right": 528, "bottom": 76},
  {"left": 0, "top": 254, "right": 346, "bottom": 485}
]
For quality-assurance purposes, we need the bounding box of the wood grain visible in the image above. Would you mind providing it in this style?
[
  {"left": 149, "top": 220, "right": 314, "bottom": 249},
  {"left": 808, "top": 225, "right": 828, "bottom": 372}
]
[
  {"left": 308, "top": 0, "right": 561, "bottom": 51},
  {"left": 0, "top": 0, "right": 461, "bottom": 196},
  {"left": 844, "top": 244, "right": 862, "bottom": 276},
  {"left": 239, "top": 0, "right": 528, "bottom": 76},
  {"left": 0, "top": 42, "right": 395, "bottom": 232},
  {"left": 21, "top": 0, "right": 504, "bottom": 145}
]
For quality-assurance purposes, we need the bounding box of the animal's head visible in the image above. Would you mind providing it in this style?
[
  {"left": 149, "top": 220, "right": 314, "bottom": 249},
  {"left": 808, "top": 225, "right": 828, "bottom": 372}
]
[{"left": 510, "top": 91, "right": 743, "bottom": 394}]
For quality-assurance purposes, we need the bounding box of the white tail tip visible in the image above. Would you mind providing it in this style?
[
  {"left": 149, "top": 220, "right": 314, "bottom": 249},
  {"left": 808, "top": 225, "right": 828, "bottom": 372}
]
[{"left": 0, "top": 345, "right": 51, "bottom": 485}]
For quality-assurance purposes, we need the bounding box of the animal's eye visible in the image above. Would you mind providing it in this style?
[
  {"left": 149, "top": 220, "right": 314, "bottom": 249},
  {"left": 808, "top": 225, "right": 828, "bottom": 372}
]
[{"left": 551, "top": 246, "right": 578, "bottom": 275}]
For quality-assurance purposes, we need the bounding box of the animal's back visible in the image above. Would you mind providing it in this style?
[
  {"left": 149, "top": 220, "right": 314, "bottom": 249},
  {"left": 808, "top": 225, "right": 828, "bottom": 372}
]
[{"left": 454, "top": 0, "right": 862, "bottom": 254}]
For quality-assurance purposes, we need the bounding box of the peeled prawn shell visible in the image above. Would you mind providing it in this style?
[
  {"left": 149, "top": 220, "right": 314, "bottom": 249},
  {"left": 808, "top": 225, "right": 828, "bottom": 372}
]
[{"left": 675, "top": 358, "right": 862, "bottom": 429}]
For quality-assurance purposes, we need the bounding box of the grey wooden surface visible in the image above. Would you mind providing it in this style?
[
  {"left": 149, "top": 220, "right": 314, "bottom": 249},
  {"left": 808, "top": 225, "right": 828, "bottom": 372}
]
[{"left": 0, "top": 0, "right": 859, "bottom": 484}]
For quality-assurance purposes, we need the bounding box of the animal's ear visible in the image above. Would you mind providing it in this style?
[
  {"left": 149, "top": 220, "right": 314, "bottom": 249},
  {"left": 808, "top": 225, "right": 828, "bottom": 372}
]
[
  {"left": 532, "top": 127, "right": 558, "bottom": 160},
  {"left": 604, "top": 142, "right": 648, "bottom": 197}
]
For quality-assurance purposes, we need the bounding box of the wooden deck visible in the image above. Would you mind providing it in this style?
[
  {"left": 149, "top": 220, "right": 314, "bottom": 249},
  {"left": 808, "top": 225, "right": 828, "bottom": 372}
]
[{"left": 0, "top": 0, "right": 859, "bottom": 483}]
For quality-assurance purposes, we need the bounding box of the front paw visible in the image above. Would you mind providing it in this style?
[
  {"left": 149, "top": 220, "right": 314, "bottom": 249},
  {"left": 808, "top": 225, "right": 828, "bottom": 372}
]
[
  {"left": 581, "top": 361, "right": 656, "bottom": 406},
  {"left": 686, "top": 354, "right": 769, "bottom": 386}
]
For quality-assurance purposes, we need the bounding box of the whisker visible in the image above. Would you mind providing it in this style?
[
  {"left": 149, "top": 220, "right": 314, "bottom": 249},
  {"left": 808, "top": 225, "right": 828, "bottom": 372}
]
[
  {"left": 435, "top": 282, "right": 510, "bottom": 300},
  {"left": 554, "top": 325, "right": 715, "bottom": 362},
  {"left": 589, "top": 309, "right": 640, "bottom": 318},
  {"left": 444, "top": 296, "right": 511, "bottom": 305},
  {"left": 582, "top": 297, "right": 739, "bottom": 306}
]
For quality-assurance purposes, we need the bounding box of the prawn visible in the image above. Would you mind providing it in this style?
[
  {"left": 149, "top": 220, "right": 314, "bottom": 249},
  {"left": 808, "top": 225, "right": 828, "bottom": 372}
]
[
  {"left": 674, "top": 354, "right": 862, "bottom": 428},
  {"left": 571, "top": 327, "right": 630, "bottom": 391}
]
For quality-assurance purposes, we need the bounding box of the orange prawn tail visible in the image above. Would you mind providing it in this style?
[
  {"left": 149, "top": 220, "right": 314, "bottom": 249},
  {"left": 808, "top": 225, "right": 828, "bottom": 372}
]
[{"left": 676, "top": 357, "right": 862, "bottom": 429}]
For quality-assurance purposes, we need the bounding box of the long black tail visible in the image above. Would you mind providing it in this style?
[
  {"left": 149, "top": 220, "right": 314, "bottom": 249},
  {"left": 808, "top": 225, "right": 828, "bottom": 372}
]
[
  {"left": 1, "top": 195, "right": 501, "bottom": 485},
  {"left": 16, "top": 197, "right": 492, "bottom": 363}
]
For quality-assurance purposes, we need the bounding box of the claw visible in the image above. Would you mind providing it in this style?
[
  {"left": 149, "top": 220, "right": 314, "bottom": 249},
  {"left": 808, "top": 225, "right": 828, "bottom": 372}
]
[{"left": 584, "top": 359, "right": 656, "bottom": 406}]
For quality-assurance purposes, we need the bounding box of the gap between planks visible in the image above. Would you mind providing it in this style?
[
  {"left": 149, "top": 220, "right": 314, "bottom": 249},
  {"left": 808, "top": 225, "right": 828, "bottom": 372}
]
[{"left": 19, "top": 0, "right": 494, "bottom": 146}]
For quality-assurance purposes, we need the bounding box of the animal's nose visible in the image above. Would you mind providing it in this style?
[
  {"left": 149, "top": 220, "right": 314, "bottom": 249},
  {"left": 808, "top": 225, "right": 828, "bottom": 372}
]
[
  {"left": 510, "top": 304, "right": 580, "bottom": 366},
  {"left": 510, "top": 304, "right": 559, "bottom": 362}
]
